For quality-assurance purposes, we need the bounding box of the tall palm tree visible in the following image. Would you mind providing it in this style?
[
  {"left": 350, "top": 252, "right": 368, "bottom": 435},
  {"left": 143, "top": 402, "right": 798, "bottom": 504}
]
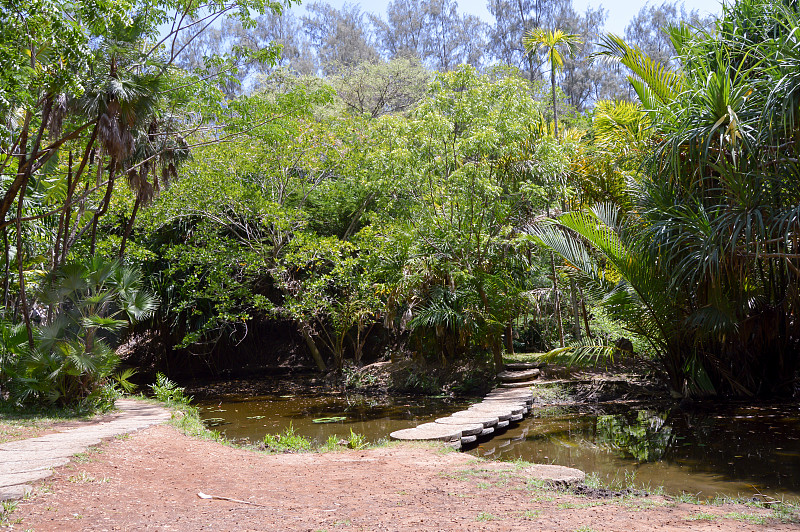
[
  {"left": 522, "top": 28, "right": 582, "bottom": 140},
  {"left": 523, "top": 28, "right": 581, "bottom": 347}
]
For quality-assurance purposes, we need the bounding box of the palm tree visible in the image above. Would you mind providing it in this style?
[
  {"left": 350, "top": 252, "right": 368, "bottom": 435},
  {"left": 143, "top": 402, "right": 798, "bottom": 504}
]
[
  {"left": 522, "top": 29, "right": 582, "bottom": 141},
  {"left": 522, "top": 28, "right": 581, "bottom": 348},
  {"left": 11, "top": 256, "right": 159, "bottom": 404}
]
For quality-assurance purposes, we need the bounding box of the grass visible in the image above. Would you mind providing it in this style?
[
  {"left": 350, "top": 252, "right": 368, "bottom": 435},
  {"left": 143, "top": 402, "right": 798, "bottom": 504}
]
[
  {"left": 684, "top": 511, "right": 768, "bottom": 525},
  {"left": 0, "top": 500, "right": 19, "bottom": 526},
  {"left": 0, "top": 401, "right": 97, "bottom": 444},
  {"left": 475, "top": 511, "right": 500, "bottom": 521},
  {"left": 520, "top": 509, "right": 541, "bottom": 519},
  {"left": 262, "top": 424, "right": 314, "bottom": 453}
]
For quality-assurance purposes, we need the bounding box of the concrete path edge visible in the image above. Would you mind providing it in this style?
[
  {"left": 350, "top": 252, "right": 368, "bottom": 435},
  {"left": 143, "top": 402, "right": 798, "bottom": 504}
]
[{"left": 0, "top": 399, "right": 171, "bottom": 500}]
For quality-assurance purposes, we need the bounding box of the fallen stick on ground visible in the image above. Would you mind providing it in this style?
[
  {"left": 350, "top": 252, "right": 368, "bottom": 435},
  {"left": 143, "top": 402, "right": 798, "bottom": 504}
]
[{"left": 197, "top": 491, "right": 269, "bottom": 507}]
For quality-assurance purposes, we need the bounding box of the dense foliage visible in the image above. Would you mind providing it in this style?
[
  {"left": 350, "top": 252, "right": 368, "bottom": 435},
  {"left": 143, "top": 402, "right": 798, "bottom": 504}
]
[
  {"left": 537, "top": 0, "right": 800, "bottom": 397},
  {"left": 2, "top": 0, "right": 798, "bottom": 405}
]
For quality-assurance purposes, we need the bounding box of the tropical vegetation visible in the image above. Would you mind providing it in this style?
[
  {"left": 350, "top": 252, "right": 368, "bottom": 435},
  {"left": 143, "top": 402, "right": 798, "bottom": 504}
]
[{"left": 1, "top": 0, "right": 798, "bottom": 407}]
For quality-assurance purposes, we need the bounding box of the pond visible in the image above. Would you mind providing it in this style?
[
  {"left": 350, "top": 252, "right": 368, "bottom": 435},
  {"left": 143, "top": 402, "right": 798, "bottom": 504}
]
[
  {"left": 195, "top": 388, "right": 800, "bottom": 501},
  {"left": 195, "top": 392, "right": 471, "bottom": 445}
]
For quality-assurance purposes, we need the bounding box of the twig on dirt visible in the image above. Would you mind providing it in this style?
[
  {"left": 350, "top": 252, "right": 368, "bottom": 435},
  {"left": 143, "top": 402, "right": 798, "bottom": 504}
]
[
  {"left": 750, "top": 485, "right": 780, "bottom": 505},
  {"left": 197, "top": 491, "right": 269, "bottom": 507}
]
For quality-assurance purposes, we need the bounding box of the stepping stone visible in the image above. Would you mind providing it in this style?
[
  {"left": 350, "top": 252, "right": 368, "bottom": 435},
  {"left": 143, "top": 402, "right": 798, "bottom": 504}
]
[
  {"left": 479, "top": 427, "right": 495, "bottom": 437},
  {"left": 485, "top": 392, "right": 533, "bottom": 404},
  {"left": 523, "top": 464, "right": 585, "bottom": 486},
  {"left": 442, "top": 413, "right": 499, "bottom": 428},
  {"left": 465, "top": 407, "right": 513, "bottom": 421},
  {"left": 431, "top": 419, "right": 484, "bottom": 437},
  {"left": 497, "top": 369, "right": 540, "bottom": 383},
  {"left": 496, "top": 420, "right": 510, "bottom": 429},
  {"left": 509, "top": 413, "right": 524, "bottom": 422},
  {"left": 390, "top": 423, "right": 462, "bottom": 444},
  {"left": 461, "top": 435, "right": 478, "bottom": 445},
  {"left": 486, "top": 387, "right": 534, "bottom": 397},
  {"left": 479, "top": 400, "right": 529, "bottom": 414},
  {"left": 504, "top": 362, "right": 545, "bottom": 371},
  {"left": 499, "top": 380, "right": 538, "bottom": 389}
]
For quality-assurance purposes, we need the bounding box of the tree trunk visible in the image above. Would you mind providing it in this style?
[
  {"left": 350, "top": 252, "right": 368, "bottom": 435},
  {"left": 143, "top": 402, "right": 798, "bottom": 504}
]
[
  {"left": 16, "top": 179, "right": 34, "bottom": 348},
  {"left": 551, "top": 251, "right": 564, "bottom": 348},
  {"left": 301, "top": 326, "right": 327, "bottom": 372},
  {"left": 580, "top": 286, "right": 593, "bottom": 339},
  {"left": 89, "top": 166, "right": 116, "bottom": 255},
  {"left": 118, "top": 195, "right": 142, "bottom": 258},
  {"left": 570, "top": 279, "right": 581, "bottom": 341},
  {"left": 551, "top": 67, "right": 559, "bottom": 140},
  {"left": 505, "top": 320, "right": 515, "bottom": 355}
]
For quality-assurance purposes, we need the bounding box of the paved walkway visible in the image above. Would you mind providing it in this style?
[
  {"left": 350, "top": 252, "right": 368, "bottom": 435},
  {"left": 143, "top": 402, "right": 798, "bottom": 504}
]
[{"left": 0, "top": 399, "right": 171, "bottom": 500}]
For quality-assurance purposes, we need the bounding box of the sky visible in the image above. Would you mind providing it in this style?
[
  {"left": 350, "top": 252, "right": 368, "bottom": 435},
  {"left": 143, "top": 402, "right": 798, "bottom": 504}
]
[{"left": 293, "top": 0, "right": 723, "bottom": 35}]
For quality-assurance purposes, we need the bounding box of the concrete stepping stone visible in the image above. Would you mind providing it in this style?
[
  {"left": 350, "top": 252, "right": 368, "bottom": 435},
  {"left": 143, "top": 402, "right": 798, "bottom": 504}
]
[
  {"left": 523, "top": 464, "right": 585, "bottom": 486},
  {"left": 430, "top": 419, "right": 484, "bottom": 437},
  {"left": 442, "top": 413, "right": 499, "bottom": 428},
  {"left": 460, "top": 435, "right": 478, "bottom": 444},
  {"left": 497, "top": 369, "right": 540, "bottom": 383},
  {"left": 486, "top": 388, "right": 534, "bottom": 399},
  {"left": 485, "top": 394, "right": 533, "bottom": 405},
  {"left": 389, "top": 423, "right": 462, "bottom": 444},
  {"left": 471, "top": 403, "right": 526, "bottom": 416},
  {"left": 504, "top": 362, "right": 544, "bottom": 371},
  {"left": 499, "top": 380, "right": 538, "bottom": 389},
  {"left": 467, "top": 407, "right": 515, "bottom": 421},
  {"left": 480, "top": 397, "right": 530, "bottom": 408}
]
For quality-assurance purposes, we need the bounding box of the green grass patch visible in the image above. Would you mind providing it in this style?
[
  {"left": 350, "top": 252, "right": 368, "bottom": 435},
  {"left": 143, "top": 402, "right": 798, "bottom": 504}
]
[
  {"left": 476, "top": 511, "right": 500, "bottom": 521},
  {"left": 262, "top": 423, "right": 314, "bottom": 453}
]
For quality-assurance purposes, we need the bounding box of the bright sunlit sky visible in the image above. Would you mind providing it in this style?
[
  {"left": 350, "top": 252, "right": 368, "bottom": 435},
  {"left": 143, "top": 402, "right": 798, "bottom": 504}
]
[{"left": 292, "top": 0, "right": 723, "bottom": 35}]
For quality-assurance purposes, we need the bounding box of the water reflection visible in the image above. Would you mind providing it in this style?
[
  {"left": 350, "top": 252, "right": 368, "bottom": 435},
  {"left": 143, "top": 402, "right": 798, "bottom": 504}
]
[{"left": 474, "top": 403, "right": 800, "bottom": 500}]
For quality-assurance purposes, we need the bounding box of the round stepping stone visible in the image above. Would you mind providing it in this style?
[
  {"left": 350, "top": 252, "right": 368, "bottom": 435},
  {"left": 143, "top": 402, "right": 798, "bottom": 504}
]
[
  {"left": 499, "top": 380, "right": 538, "bottom": 388},
  {"left": 479, "top": 401, "right": 529, "bottom": 414},
  {"left": 481, "top": 397, "right": 529, "bottom": 406},
  {"left": 445, "top": 412, "right": 499, "bottom": 427},
  {"left": 390, "top": 423, "right": 462, "bottom": 443},
  {"left": 509, "top": 413, "right": 524, "bottom": 422},
  {"left": 496, "top": 420, "right": 510, "bottom": 429},
  {"left": 479, "top": 427, "right": 495, "bottom": 437},
  {"left": 466, "top": 407, "right": 514, "bottom": 421},
  {"left": 486, "top": 393, "right": 533, "bottom": 405},
  {"left": 498, "top": 369, "right": 541, "bottom": 382},
  {"left": 486, "top": 388, "right": 533, "bottom": 397},
  {"left": 461, "top": 435, "right": 478, "bottom": 445},
  {"left": 486, "top": 388, "right": 534, "bottom": 398},
  {"left": 431, "top": 419, "right": 484, "bottom": 437},
  {"left": 472, "top": 403, "right": 525, "bottom": 416},
  {"left": 523, "top": 464, "right": 585, "bottom": 486},
  {"left": 505, "top": 362, "right": 544, "bottom": 371}
]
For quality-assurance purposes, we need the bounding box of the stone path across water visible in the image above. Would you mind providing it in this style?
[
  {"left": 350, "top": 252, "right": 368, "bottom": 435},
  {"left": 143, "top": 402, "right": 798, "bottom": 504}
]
[
  {"left": 389, "top": 361, "right": 585, "bottom": 483},
  {"left": 390, "top": 363, "right": 542, "bottom": 449},
  {"left": 0, "top": 399, "right": 171, "bottom": 500}
]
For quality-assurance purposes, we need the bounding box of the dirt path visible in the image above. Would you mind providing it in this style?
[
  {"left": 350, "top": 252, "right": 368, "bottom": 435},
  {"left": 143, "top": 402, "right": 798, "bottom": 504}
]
[
  {"left": 9, "top": 424, "right": 797, "bottom": 531},
  {"left": 0, "top": 399, "right": 171, "bottom": 500}
]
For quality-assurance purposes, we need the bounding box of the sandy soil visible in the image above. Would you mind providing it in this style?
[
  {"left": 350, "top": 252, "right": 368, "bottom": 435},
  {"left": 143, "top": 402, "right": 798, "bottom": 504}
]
[{"left": 10, "top": 424, "right": 797, "bottom": 531}]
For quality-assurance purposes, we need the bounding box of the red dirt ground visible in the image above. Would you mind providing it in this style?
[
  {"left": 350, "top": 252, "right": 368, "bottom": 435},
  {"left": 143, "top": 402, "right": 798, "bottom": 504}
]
[{"left": 11, "top": 425, "right": 798, "bottom": 531}]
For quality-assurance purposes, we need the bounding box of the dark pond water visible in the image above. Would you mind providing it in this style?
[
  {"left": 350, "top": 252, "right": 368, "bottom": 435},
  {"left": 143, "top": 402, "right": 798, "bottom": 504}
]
[
  {"left": 195, "top": 392, "right": 471, "bottom": 445},
  {"left": 196, "top": 390, "right": 800, "bottom": 500}
]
